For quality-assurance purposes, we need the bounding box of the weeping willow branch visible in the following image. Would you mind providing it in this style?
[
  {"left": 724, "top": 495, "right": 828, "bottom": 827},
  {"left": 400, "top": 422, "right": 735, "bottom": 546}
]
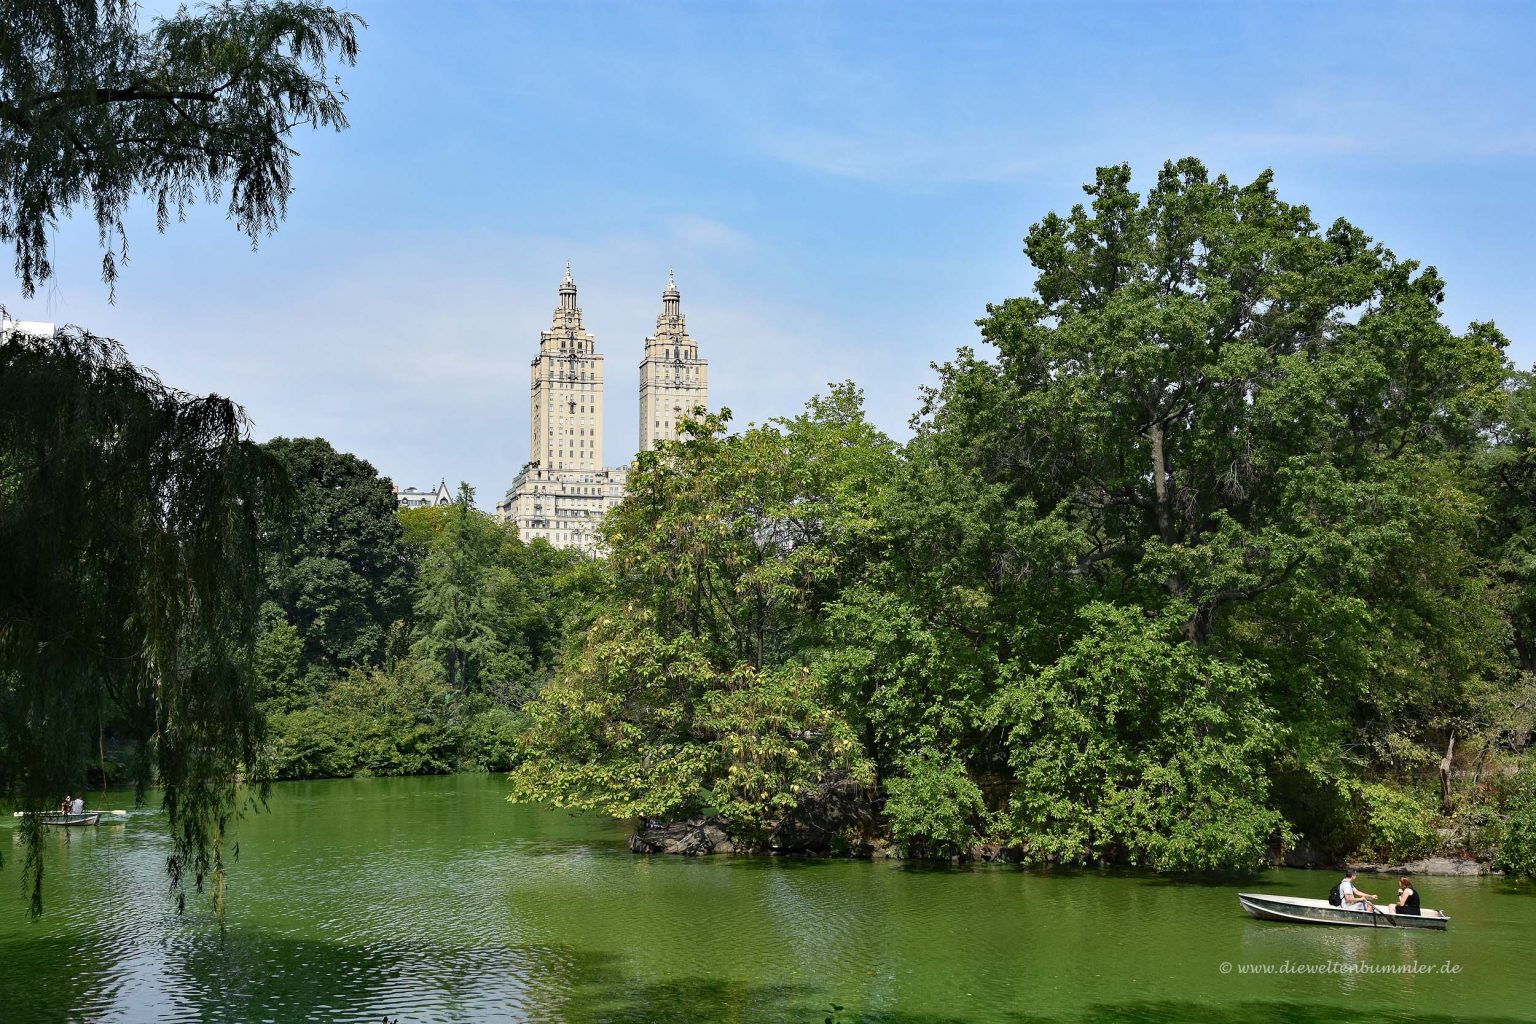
[
  {"left": 0, "top": 314, "right": 288, "bottom": 916},
  {"left": 0, "top": 0, "right": 363, "bottom": 298}
]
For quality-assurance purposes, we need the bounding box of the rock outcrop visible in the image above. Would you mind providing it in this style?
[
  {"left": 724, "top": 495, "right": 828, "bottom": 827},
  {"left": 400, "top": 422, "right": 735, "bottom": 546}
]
[
  {"left": 1354, "top": 856, "right": 1490, "bottom": 877},
  {"left": 628, "top": 818, "right": 734, "bottom": 856},
  {"left": 766, "top": 777, "right": 878, "bottom": 854}
]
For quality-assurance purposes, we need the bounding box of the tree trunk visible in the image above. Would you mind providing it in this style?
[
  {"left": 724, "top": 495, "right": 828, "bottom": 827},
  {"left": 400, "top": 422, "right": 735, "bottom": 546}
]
[
  {"left": 1148, "top": 421, "right": 1177, "bottom": 549},
  {"left": 1151, "top": 418, "right": 1198, "bottom": 644},
  {"left": 1470, "top": 740, "right": 1489, "bottom": 797},
  {"left": 1439, "top": 731, "right": 1456, "bottom": 813}
]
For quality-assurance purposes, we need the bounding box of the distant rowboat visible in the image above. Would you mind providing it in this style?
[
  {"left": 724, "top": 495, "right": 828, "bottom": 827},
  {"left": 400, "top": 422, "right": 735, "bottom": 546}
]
[
  {"left": 1238, "top": 892, "right": 1448, "bottom": 930},
  {"left": 11, "top": 810, "right": 127, "bottom": 827}
]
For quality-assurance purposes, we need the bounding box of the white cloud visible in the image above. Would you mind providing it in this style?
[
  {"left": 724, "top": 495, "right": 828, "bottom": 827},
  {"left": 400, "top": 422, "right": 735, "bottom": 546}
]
[{"left": 665, "top": 215, "right": 754, "bottom": 252}]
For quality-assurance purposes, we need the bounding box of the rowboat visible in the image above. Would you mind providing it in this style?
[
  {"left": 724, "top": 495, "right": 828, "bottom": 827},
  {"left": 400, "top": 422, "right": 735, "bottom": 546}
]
[
  {"left": 11, "top": 810, "right": 127, "bottom": 827},
  {"left": 1238, "top": 892, "right": 1449, "bottom": 931},
  {"left": 38, "top": 812, "right": 100, "bottom": 826}
]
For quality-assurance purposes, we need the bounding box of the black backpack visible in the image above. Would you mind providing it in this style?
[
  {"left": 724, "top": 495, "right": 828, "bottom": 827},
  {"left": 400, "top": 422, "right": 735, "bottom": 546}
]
[{"left": 1328, "top": 883, "right": 1343, "bottom": 907}]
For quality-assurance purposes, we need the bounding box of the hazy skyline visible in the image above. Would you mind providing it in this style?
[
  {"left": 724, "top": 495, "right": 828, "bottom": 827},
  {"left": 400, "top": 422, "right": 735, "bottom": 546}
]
[{"left": 7, "top": 0, "right": 1533, "bottom": 504}]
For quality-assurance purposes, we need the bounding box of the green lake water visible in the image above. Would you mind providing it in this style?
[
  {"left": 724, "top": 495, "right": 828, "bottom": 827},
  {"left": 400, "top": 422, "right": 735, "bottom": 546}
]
[{"left": 2, "top": 774, "right": 1533, "bottom": 1023}]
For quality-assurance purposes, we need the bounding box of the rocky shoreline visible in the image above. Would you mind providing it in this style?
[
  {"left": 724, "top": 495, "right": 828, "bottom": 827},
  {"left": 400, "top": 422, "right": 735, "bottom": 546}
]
[
  {"left": 627, "top": 818, "right": 1498, "bottom": 876},
  {"left": 1346, "top": 857, "right": 1492, "bottom": 877}
]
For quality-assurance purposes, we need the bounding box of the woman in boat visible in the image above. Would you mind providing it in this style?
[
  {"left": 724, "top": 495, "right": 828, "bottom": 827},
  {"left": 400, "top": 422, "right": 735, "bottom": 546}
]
[{"left": 1394, "top": 877, "right": 1421, "bottom": 916}]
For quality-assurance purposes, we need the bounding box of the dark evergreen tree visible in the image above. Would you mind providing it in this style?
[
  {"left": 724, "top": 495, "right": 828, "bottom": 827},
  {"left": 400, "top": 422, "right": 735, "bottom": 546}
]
[
  {"left": 259, "top": 437, "right": 413, "bottom": 681},
  {"left": 410, "top": 484, "right": 529, "bottom": 698}
]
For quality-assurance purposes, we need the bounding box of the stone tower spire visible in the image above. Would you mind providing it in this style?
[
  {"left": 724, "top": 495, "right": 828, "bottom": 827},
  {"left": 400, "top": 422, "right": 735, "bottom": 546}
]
[
  {"left": 662, "top": 268, "right": 680, "bottom": 318},
  {"left": 529, "top": 264, "right": 604, "bottom": 472},
  {"left": 558, "top": 259, "right": 577, "bottom": 311},
  {"left": 638, "top": 269, "right": 708, "bottom": 453},
  {"left": 498, "top": 264, "right": 631, "bottom": 552}
]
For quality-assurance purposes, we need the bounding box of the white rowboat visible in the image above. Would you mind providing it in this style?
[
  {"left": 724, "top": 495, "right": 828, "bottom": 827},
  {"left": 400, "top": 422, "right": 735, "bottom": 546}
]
[
  {"left": 11, "top": 810, "right": 128, "bottom": 826},
  {"left": 1238, "top": 892, "right": 1448, "bottom": 930}
]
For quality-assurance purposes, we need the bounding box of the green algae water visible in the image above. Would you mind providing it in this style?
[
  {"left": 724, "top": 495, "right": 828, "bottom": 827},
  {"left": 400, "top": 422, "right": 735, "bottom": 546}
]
[{"left": 2, "top": 775, "right": 1533, "bottom": 1024}]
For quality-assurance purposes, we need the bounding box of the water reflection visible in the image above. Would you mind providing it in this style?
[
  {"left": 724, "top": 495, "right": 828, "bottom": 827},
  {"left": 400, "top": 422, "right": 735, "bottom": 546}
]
[{"left": 1, "top": 775, "right": 1530, "bottom": 1024}]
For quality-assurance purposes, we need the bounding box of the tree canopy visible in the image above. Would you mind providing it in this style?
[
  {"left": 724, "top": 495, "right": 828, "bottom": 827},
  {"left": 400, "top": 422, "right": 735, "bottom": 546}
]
[
  {"left": 510, "top": 391, "right": 895, "bottom": 840},
  {"left": 0, "top": 0, "right": 361, "bottom": 296},
  {"left": 887, "top": 158, "right": 1513, "bottom": 863},
  {"left": 259, "top": 437, "right": 412, "bottom": 674},
  {"left": 255, "top": 473, "right": 589, "bottom": 782}
]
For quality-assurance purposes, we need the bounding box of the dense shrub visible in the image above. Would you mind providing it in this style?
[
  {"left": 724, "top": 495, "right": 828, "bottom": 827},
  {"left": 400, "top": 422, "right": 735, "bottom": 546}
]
[
  {"left": 1493, "top": 771, "right": 1536, "bottom": 879},
  {"left": 263, "top": 663, "right": 460, "bottom": 779},
  {"left": 991, "top": 604, "right": 1287, "bottom": 871},
  {"left": 462, "top": 705, "right": 527, "bottom": 772},
  {"left": 883, "top": 751, "right": 986, "bottom": 856},
  {"left": 1349, "top": 783, "right": 1440, "bottom": 863}
]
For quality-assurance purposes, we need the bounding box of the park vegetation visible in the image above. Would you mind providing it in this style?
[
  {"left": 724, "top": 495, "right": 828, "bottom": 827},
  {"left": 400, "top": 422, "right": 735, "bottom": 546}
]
[
  {"left": 2, "top": 0, "right": 362, "bottom": 915},
  {"left": 511, "top": 160, "right": 1536, "bottom": 874},
  {"left": 5, "top": 157, "right": 1536, "bottom": 903},
  {"left": 0, "top": 321, "right": 278, "bottom": 915},
  {"left": 250, "top": 442, "right": 590, "bottom": 781}
]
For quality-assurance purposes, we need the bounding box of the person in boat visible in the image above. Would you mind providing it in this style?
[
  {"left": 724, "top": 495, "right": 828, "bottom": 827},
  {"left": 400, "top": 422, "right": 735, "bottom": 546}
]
[
  {"left": 59, "top": 794, "right": 72, "bottom": 814},
  {"left": 1394, "top": 876, "right": 1421, "bottom": 916},
  {"left": 71, "top": 795, "right": 84, "bottom": 815},
  {"left": 1338, "top": 869, "right": 1378, "bottom": 911}
]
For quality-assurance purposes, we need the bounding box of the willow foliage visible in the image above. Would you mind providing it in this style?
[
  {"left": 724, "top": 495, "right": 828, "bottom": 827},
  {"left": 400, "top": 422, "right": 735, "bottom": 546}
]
[
  {"left": 0, "top": 319, "right": 282, "bottom": 915},
  {"left": 0, "top": 0, "right": 361, "bottom": 296}
]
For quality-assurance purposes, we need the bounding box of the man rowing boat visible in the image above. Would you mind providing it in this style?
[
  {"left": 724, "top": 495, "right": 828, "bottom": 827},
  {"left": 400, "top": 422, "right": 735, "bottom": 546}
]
[{"left": 1338, "top": 869, "right": 1378, "bottom": 911}]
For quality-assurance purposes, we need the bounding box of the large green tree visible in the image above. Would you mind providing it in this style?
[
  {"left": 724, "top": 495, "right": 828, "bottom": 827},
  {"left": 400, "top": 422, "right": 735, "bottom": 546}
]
[
  {"left": 0, "top": 321, "right": 280, "bottom": 914},
  {"left": 0, "top": 0, "right": 360, "bottom": 296},
  {"left": 1482, "top": 372, "right": 1536, "bottom": 673},
  {"left": 877, "top": 158, "right": 1513, "bottom": 865},
  {"left": 510, "top": 389, "right": 894, "bottom": 839},
  {"left": 400, "top": 502, "right": 588, "bottom": 687},
  {"left": 258, "top": 437, "right": 413, "bottom": 682}
]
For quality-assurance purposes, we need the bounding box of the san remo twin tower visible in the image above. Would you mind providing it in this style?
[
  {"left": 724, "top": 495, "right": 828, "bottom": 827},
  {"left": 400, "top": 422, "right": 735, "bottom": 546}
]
[{"left": 495, "top": 264, "right": 709, "bottom": 550}]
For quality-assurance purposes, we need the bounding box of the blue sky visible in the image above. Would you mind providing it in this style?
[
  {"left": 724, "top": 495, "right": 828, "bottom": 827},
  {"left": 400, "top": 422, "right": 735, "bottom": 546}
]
[{"left": 10, "top": 0, "right": 1534, "bottom": 504}]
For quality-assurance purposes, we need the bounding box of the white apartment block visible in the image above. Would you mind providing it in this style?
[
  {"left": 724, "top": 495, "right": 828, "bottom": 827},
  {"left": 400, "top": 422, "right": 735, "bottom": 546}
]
[
  {"left": 1, "top": 318, "right": 56, "bottom": 340},
  {"left": 498, "top": 465, "right": 629, "bottom": 553},
  {"left": 395, "top": 481, "right": 453, "bottom": 509},
  {"left": 497, "top": 267, "right": 709, "bottom": 551}
]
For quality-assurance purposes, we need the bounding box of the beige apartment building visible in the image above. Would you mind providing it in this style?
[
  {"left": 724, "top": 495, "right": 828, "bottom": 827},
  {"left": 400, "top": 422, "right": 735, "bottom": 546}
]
[
  {"left": 497, "top": 267, "right": 708, "bottom": 551},
  {"left": 638, "top": 270, "right": 709, "bottom": 453},
  {"left": 530, "top": 263, "right": 606, "bottom": 473}
]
